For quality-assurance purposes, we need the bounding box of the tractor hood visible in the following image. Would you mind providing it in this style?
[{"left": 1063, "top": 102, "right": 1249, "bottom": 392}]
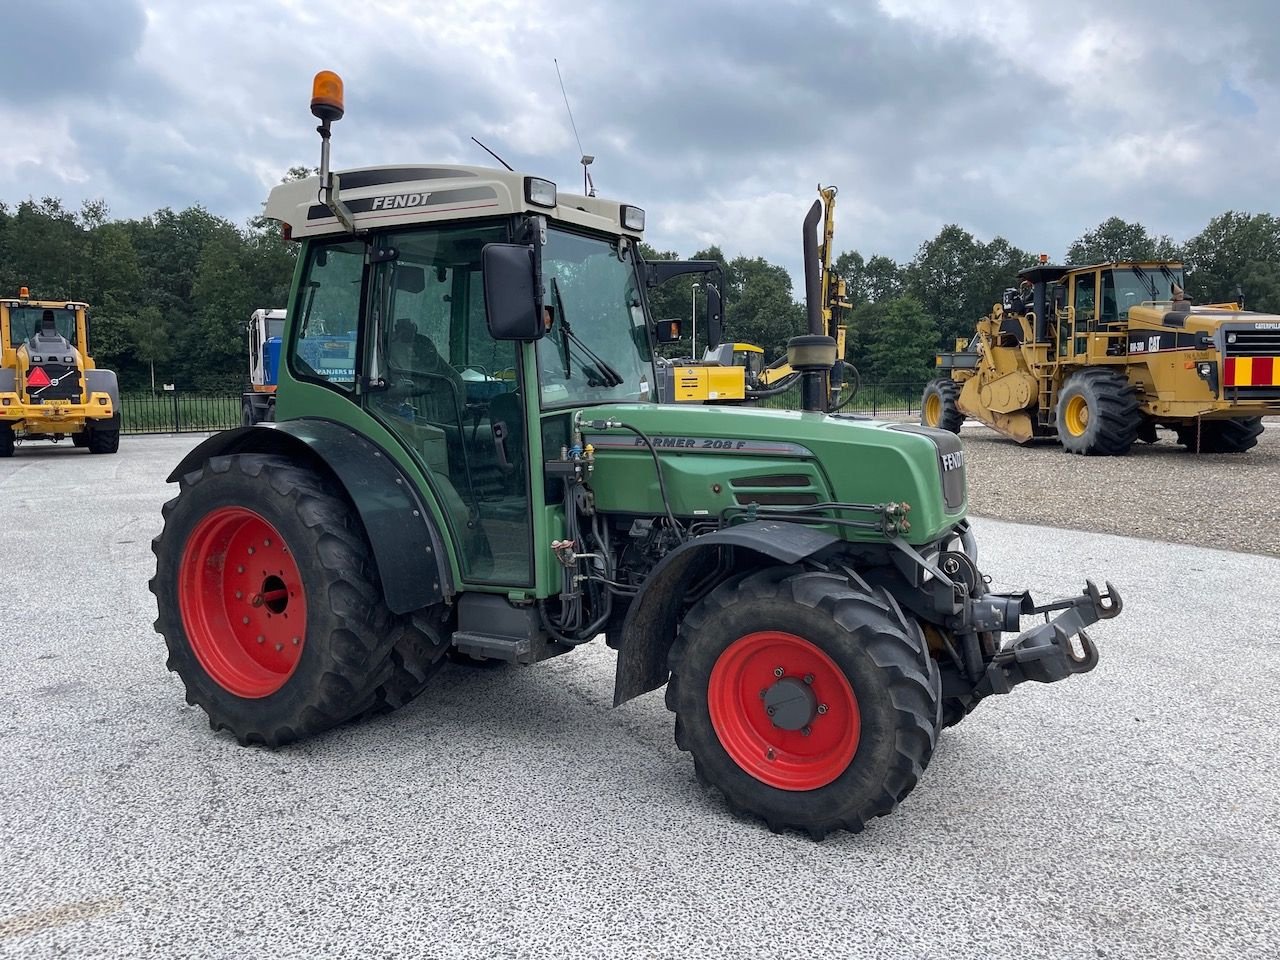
[{"left": 580, "top": 403, "right": 966, "bottom": 545}]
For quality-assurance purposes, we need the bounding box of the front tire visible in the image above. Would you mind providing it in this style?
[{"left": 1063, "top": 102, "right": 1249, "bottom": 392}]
[
  {"left": 1175, "top": 417, "right": 1263, "bottom": 453},
  {"left": 921, "top": 379, "right": 964, "bottom": 433},
  {"left": 666, "top": 566, "right": 940, "bottom": 839},
  {"left": 1055, "top": 369, "right": 1140, "bottom": 455},
  {"left": 150, "top": 454, "right": 427, "bottom": 745}
]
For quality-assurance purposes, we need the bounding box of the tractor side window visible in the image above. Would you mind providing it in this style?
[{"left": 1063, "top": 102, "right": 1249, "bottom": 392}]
[{"left": 291, "top": 240, "right": 364, "bottom": 391}]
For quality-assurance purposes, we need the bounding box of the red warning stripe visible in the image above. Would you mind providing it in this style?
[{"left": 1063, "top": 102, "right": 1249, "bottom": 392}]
[
  {"left": 1256, "top": 356, "right": 1274, "bottom": 385},
  {"left": 26, "top": 366, "right": 51, "bottom": 388}
]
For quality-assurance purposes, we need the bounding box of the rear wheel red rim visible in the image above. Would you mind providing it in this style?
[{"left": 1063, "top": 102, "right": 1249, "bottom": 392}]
[
  {"left": 708, "top": 630, "right": 859, "bottom": 791},
  {"left": 178, "top": 507, "right": 307, "bottom": 698}
]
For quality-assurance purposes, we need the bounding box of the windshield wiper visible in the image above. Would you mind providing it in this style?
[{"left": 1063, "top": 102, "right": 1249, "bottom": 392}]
[
  {"left": 550, "top": 277, "right": 624, "bottom": 387},
  {"left": 1129, "top": 266, "right": 1158, "bottom": 300}
]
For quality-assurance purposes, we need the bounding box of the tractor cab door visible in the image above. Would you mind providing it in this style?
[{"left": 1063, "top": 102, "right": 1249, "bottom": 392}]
[
  {"left": 1066, "top": 270, "right": 1098, "bottom": 359},
  {"left": 362, "top": 224, "right": 534, "bottom": 587}
]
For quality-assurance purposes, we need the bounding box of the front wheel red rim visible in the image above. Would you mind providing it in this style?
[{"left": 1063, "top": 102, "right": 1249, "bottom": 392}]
[
  {"left": 178, "top": 507, "right": 307, "bottom": 698},
  {"left": 708, "top": 630, "right": 860, "bottom": 791}
]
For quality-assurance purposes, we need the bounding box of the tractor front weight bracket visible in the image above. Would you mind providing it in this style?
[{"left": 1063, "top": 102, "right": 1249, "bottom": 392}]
[{"left": 977, "top": 580, "right": 1122, "bottom": 696}]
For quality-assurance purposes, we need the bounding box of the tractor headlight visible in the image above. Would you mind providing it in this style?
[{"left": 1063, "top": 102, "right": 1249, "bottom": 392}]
[
  {"left": 1227, "top": 332, "right": 1237, "bottom": 344},
  {"left": 524, "top": 177, "right": 557, "bottom": 208},
  {"left": 620, "top": 205, "right": 645, "bottom": 231},
  {"left": 1198, "top": 362, "right": 1212, "bottom": 376}
]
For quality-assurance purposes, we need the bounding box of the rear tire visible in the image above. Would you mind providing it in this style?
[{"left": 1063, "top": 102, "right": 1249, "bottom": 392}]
[
  {"left": 0, "top": 424, "right": 13, "bottom": 458},
  {"left": 667, "top": 565, "right": 939, "bottom": 839},
  {"left": 72, "top": 431, "right": 90, "bottom": 448},
  {"left": 150, "top": 454, "right": 423, "bottom": 745},
  {"left": 1174, "top": 417, "right": 1263, "bottom": 453},
  {"left": 1055, "top": 369, "right": 1140, "bottom": 455},
  {"left": 241, "top": 402, "right": 254, "bottom": 426},
  {"left": 87, "top": 428, "right": 119, "bottom": 455},
  {"left": 921, "top": 379, "right": 964, "bottom": 433}
]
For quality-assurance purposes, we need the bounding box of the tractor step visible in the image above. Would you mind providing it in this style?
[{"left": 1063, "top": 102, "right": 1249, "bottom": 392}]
[{"left": 451, "top": 631, "right": 531, "bottom": 662}]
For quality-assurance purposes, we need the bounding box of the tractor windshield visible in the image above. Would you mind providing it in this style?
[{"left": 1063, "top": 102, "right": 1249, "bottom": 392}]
[
  {"left": 537, "top": 229, "right": 653, "bottom": 409},
  {"left": 1102, "top": 265, "right": 1185, "bottom": 321},
  {"left": 9, "top": 307, "right": 77, "bottom": 347}
]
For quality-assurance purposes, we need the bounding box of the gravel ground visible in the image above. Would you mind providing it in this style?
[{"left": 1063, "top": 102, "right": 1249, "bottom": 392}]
[
  {"left": 959, "top": 419, "right": 1280, "bottom": 557},
  {"left": 1, "top": 435, "right": 1278, "bottom": 959}
]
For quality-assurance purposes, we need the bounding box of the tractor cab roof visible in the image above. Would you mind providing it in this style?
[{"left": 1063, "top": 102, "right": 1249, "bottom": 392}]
[
  {"left": 1017, "top": 264, "right": 1068, "bottom": 284},
  {"left": 265, "top": 164, "right": 644, "bottom": 242}
]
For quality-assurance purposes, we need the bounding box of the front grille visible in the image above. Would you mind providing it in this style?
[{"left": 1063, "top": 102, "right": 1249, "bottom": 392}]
[{"left": 1225, "top": 329, "right": 1280, "bottom": 356}]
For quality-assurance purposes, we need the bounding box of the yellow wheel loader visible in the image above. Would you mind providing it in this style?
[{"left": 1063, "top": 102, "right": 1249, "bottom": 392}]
[
  {"left": 924, "top": 260, "right": 1279, "bottom": 454},
  {"left": 0, "top": 288, "right": 120, "bottom": 456}
]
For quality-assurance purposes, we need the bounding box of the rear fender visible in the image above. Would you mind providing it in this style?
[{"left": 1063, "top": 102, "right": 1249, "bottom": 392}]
[
  {"left": 612, "top": 521, "right": 839, "bottom": 706},
  {"left": 167, "top": 420, "right": 453, "bottom": 613}
]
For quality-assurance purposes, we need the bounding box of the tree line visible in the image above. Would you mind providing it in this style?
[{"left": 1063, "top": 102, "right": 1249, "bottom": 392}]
[{"left": 3, "top": 187, "right": 1278, "bottom": 392}]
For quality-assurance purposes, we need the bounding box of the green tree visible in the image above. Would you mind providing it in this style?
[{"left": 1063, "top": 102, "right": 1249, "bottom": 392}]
[
  {"left": 1065, "top": 217, "right": 1181, "bottom": 265},
  {"left": 1182, "top": 211, "right": 1280, "bottom": 310},
  {"left": 865, "top": 295, "right": 938, "bottom": 384},
  {"left": 724, "top": 256, "right": 805, "bottom": 358},
  {"left": 904, "top": 226, "right": 1029, "bottom": 351}
]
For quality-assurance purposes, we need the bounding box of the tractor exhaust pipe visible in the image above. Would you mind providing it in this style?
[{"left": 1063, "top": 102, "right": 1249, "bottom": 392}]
[
  {"left": 803, "top": 200, "right": 823, "bottom": 337},
  {"left": 792, "top": 200, "right": 834, "bottom": 411}
]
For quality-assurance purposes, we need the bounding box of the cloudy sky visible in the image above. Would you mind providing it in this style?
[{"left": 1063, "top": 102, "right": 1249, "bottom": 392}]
[{"left": 3, "top": 0, "right": 1278, "bottom": 282}]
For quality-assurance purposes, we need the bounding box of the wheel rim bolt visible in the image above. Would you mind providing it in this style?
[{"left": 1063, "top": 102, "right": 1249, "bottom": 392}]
[
  {"left": 803, "top": 674, "right": 814, "bottom": 685},
  {"left": 766, "top": 749, "right": 775, "bottom": 761},
  {"left": 766, "top": 706, "right": 775, "bottom": 716},
  {"left": 773, "top": 667, "right": 784, "bottom": 678},
  {"left": 247, "top": 547, "right": 255, "bottom": 556},
  {"left": 235, "top": 591, "right": 243, "bottom": 600},
  {"left": 275, "top": 643, "right": 283, "bottom": 652},
  {"left": 242, "top": 616, "right": 250, "bottom": 625},
  {"left": 236, "top": 565, "right": 245, "bottom": 574},
  {"left": 256, "top": 635, "right": 264, "bottom": 645},
  {"left": 817, "top": 703, "right": 828, "bottom": 715},
  {"left": 759, "top": 688, "right": 768, "bottom": 699},
  {"left": 292, "top": 637, "right": 300, "bottom": 646},
  {"left": 801, "top": 726, "right": 811, "bottom": 737}
]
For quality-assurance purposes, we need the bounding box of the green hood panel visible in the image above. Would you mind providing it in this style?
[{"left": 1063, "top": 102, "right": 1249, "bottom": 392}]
[{"left": 578, "top": 403, "right": 966, "bottom": 543}]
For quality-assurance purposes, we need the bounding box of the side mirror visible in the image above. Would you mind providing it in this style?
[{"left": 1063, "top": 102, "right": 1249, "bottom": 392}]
[
  {"left": 654, "top": 318, "right": 683, "bottom": 343},
  {"left": 482, "top": 243, "right": 544, "bottom": 341}
]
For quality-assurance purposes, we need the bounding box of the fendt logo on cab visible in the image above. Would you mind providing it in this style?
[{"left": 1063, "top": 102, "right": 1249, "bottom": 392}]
[
  {"left": 370, "top": 192, "right": 433, "bottom": 211},
  {"left": 941, "top": 450, "right": 964, "bottom": 471}
]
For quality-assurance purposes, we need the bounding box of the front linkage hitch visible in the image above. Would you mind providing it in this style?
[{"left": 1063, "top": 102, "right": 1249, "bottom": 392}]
[{"left": 975, "top": 580, "right": 1122, "bottom": 696}]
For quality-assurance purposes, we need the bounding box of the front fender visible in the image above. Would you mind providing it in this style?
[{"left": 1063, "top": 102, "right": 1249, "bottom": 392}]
[
  {"left": 168, "top": 420, "right": 452, "bottom": 613},
  {"left": 611, "top": 521, "right": 839, "bottom": 706}
]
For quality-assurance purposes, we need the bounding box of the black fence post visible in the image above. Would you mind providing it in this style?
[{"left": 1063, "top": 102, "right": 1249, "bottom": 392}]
[{"left": 172, "top": 390, "right": 181, "bottom": 433}]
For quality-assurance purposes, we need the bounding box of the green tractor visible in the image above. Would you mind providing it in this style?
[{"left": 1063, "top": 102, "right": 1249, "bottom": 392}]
[{"left": 149, "top": 73, "right": 1122, "bottom": 838}]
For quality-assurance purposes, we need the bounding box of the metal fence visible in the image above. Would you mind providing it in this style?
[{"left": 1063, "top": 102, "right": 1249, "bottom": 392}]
[
  {"left": 757, "top": 380, "right": 927, "bottom": 418},
  {"left": 120, "top": 393, "right": 242, "bottom": 435},
  {"left": 118, "top": 381, "right": 928, "bottom": 435}
]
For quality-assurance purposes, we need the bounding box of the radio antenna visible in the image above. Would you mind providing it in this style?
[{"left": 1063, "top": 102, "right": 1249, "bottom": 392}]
[
  {"left": 470, "top": 136, "right": 513, "bottom": 171},
  {"left": 555, "top": 58, "right": 596, "bottom": 196}
]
